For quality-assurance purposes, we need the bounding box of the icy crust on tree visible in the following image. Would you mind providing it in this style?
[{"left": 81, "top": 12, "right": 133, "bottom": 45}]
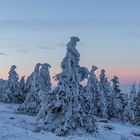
[
  {"left": 35, "top": 37, "right": 97, "bottom": 136},
  {"left": 17, "top": 63, "right": 51, "bottom": 116}
]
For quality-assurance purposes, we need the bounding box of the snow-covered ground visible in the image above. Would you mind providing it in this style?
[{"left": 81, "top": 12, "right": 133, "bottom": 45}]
[{"left": 0, "top": 103, "right": 140, "bottom": 140}]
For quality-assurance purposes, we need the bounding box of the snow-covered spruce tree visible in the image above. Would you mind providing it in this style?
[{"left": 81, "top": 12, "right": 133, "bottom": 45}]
[
  {"left": 124, "top": 83, "right": 137, "bottom": 124},
  {"left": 35, "top": 37, "right": 97, "bottom": 136},
  {"left": 111, "top": 76, "right": 125, "bottom": 119},
  {"left": 0, "top": 65, "right": 23, "bottom": 103},
  {"left": 124, "top": 83, "right": 140, "bottom": 125},
  {"left": 17, "top": 63, "right": 42, "bottom": 115},
  {"left": 99, "top": 69, "right": 113, "bottom": 119},
  {"left": 87, "top": 65, "right": 100, "bottom": 116}
]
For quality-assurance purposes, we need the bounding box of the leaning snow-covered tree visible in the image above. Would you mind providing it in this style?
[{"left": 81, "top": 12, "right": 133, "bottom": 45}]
[
  {"left": 17, "top": 63, "right": 51, "bottom": 116},
  {"left": 0, "top": 65, "right": 22, "bottom": 103},
  {"left": 35, "top": 37, "right": 97, "bottom": 136},
  {"left": 17, "top": 63, "right": 41, "bottom": 115},
  {"left": 87, "top": 65, "right": 100, "bottom": 116},
  {"left": 111, "top": 76, "right": 125, "bottom": 119},
  {"left": 36, "top": 63, "right": 52, "bottom": 121}
]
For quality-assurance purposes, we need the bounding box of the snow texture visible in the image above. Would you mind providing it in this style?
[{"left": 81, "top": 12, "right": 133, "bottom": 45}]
[{"left": 0, "top": 103, "right": 140, "bottom": 140}]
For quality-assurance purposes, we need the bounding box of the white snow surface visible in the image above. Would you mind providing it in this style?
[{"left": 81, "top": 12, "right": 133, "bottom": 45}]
[{"left": 0, "top": 103, "right": 140, "bottom": 140}]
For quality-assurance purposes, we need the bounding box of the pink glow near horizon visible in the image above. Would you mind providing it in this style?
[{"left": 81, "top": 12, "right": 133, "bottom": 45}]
[{"left": 1, "top": 67, "right": 139, "bottom": 86}]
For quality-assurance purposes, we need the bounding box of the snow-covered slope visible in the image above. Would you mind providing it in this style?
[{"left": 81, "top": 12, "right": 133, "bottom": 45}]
[{"left": 0, "top": 103, "right": 140, "bottom": 140}]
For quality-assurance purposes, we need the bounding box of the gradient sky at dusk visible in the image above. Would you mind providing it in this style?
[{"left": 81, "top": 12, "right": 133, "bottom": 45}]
[{"left": 0, "top": 0, "right": 140, "bottom": 85}]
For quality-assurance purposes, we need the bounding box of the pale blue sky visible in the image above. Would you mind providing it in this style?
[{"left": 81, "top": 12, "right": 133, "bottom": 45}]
[{"left": 0, "top": 0, "right": 140, "bottom": 84}]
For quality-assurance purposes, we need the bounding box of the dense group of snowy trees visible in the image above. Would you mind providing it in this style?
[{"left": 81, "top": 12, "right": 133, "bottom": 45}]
[
  {"left": 0, "top": 65, "right": 27, "bottom": 103},
  {"left": 0, "top": 37, "right": 139, "bottom": 136},
  {"left": 17, "top": 63, "right": 51, "bottom": 116}
]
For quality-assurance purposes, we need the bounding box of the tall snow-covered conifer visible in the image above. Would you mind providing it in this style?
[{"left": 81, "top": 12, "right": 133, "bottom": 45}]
[
  {"left": 36, "top": 63, "right": 52, "bottom": 122},
  {"left": 35, "top": 37, "right": 97, "bottom": 136}
]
